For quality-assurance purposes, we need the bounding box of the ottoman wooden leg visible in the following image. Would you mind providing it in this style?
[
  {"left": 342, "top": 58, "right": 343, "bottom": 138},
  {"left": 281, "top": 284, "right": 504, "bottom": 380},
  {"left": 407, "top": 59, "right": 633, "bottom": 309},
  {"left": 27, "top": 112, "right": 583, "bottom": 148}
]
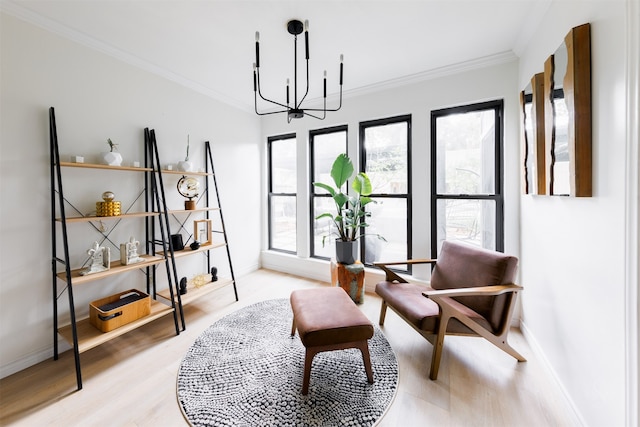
[
  {"left": 302, "top": 347, "right": 320, "bottom": 395},
  {"left": 357, "top": 341, "right": 374, "bottom": 384}
]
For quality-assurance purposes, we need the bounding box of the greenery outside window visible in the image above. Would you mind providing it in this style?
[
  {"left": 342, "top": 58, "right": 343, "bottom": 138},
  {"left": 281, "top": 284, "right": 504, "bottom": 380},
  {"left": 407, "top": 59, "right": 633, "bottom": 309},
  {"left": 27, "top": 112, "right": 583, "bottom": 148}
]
[
  {"left": 310, "top": 126, "right": 348, "bottom": 259},
  {"left": 360, "top": 115, "right": 411, "bottom": 269},
  {"left": 431, "top": 100, "right": 504, "bottom": 257},
  {"left": 268, "top": 134, "right": 297, "bottom": 253}
]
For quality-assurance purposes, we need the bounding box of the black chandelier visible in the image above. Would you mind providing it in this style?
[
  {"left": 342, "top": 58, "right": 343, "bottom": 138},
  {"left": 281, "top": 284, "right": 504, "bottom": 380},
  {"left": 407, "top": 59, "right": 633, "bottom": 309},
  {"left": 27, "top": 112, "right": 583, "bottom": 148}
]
[{"left": 253, "top": 19, "right": 344, "bottom": 122}]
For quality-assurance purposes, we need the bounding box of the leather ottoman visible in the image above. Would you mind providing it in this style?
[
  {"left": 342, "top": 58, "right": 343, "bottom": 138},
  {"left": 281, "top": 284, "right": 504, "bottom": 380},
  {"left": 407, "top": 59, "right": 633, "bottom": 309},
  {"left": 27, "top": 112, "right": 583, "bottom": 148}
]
[{"left": 290, "top": 287, "right": 374, "bottom": 394}]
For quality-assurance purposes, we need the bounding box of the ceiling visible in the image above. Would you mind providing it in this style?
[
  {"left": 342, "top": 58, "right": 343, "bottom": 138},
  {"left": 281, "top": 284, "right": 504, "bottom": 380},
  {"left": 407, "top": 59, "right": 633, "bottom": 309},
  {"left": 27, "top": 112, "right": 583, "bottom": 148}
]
[{"left": 2, "top": 0, "right": 551, "bottom": 113}]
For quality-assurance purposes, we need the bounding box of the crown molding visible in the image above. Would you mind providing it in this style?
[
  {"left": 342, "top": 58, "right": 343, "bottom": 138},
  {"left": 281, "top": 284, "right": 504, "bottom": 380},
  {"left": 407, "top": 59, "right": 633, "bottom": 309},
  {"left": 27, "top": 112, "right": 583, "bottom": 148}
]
[
  {"left": 1, "top": 0, "right": 517, "bottom": 115},
  {"left": 343, "top": 51, "right": 519, "bottom": 100},
  {"left": 0, "top": 0, "right": 253, "bottom": 113}
]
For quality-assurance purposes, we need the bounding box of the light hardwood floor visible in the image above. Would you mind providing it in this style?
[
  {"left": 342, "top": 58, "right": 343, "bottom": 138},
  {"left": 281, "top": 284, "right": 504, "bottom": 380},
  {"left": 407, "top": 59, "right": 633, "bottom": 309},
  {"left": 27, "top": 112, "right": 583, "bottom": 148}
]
[{"left": 0, "top": 269, "right": 580, "bottom": 426}]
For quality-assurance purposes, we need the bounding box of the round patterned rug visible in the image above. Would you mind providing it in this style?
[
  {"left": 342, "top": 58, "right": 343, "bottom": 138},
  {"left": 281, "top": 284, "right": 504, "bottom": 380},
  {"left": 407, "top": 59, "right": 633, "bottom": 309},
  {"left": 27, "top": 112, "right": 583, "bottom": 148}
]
[{"left": 177, "top": 298, "right": 398, "bottom": 426}]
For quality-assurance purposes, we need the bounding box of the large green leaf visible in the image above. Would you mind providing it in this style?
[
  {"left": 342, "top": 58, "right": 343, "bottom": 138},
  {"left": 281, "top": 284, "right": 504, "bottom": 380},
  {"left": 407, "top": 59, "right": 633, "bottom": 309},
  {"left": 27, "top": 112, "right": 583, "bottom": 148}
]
[
  {"left": 352, "top": 172, "right": 372, "bottom": 196},
  {"left": 334, "top": 192, "right": 349, "bottom": 209},
  {"left": 313, "top": 182, "right": 336, "bottom": 197},
  {"left": 315, "top": 212, "right": 334, "bottom": 221},
  {"left": 330, "top": 153, "right": 354, "bottom": 189}
]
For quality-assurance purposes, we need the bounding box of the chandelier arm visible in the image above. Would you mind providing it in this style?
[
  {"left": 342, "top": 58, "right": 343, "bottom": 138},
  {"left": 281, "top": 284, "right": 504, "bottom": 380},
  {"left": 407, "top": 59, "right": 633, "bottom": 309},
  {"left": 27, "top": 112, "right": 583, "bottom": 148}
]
[
  {"left": 254, "top": 92, "right": 290, "bottom": 116},
  {"left": 303, "top": 110, "right": 325, "bottom": 120},
  {"left": 256, "top": 109, "right": 291, "bottom": 116},
  {"left": 297, "top": 57, "right": 311, "bottom": 108},
  {"left": 304, "top": 83, "right": 343, "bottom": 112},
  {"left": 304, "top": 93, "right": 327, "bottom": 120},
  {"left": 256, "top": 69, "right": 290, "bottom": 110}
]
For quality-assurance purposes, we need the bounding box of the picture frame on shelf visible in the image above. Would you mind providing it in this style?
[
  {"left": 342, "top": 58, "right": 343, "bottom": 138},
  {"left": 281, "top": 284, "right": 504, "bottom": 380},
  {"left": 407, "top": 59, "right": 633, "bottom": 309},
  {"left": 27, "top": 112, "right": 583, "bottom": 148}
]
[{"left": 194, "top": 219, "right": 212, "bottom": 246}]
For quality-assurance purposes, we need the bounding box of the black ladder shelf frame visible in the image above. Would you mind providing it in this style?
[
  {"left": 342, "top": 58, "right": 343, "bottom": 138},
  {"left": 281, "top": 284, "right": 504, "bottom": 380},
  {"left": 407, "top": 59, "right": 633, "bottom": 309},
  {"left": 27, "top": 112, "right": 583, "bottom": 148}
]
[
  {"left": 147, "top": 136, "right": 239, "bottom": 331},
  {"left": 49, "top": 108, "right": 181, "bottom": 391},
  {"left": 205, "top": 140, "right": 239, "bottom": 304}
]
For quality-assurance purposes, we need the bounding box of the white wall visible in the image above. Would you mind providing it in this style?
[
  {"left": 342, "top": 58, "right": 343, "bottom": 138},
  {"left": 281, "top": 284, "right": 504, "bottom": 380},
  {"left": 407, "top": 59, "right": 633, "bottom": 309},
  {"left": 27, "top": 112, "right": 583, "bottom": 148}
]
[
  {"left": 260, "top": 57, "right": 522, "bottom": 289},
  {"left": 0, "top": 13, "right": 262, "bottom": 377},
  {"left": 517, "top": 1, "right": 634, "bottom": 426}
]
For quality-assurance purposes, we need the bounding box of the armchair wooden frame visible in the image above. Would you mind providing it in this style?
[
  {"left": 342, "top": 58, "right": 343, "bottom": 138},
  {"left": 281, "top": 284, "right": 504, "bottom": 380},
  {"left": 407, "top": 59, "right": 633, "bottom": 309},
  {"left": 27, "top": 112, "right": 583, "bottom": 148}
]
[{"left": 375, "top": 259, "right": 526, "bottom": 380}]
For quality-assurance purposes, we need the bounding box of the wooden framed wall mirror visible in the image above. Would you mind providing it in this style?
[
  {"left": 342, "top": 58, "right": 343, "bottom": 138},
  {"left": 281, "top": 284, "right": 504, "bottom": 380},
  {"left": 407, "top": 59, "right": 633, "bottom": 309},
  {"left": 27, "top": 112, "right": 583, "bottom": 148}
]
[
  {"left": 544, "top": 23, "right": 592, "bottom": 197},
  {"left": 520, "top": 73, "right": 546, "bottom": 194}
]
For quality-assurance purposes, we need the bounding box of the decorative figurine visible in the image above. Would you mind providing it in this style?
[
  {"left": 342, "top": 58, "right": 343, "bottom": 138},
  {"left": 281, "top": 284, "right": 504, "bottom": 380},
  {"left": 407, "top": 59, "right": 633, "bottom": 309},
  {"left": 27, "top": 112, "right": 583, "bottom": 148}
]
[
  {"left": 190, "top": 240, "right": 200, "bottom": 251},
  {"left": 211, "top": 266, "right": 218, "bottom": 282},
  {"left": 179, "top": 277, "right": 188, "bottom": 295},
  {"left": 177, "top": 135, "right": 194, "bottom": 172},
  {"left": 120, "top": 236, "right": 144, "bottom": 265},
  {"left": 99, "top": 138, "right": 123, "bottom": 166},
  {"left": 80, "top": 242, "right": 110, "bottom": 275},
  {"left": 96, "top": 191, "right": 121, "bottom": 217}
]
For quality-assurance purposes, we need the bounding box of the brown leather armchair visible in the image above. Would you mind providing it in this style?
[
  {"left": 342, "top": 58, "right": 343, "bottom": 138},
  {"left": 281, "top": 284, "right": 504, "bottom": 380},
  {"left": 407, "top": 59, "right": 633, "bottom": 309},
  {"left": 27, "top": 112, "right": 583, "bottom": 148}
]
[{"left": 375, "top": 240, "right": 526, "bottom": 380}]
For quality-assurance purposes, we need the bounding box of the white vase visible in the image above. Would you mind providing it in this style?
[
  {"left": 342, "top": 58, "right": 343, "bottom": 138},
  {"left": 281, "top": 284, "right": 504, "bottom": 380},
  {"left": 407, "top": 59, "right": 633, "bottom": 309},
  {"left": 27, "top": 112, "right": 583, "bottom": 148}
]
[
  {"left": 177, "top": 160, "right": 193, "bottom": 172},
  {"left": 100, "top": 151, "right": 123, "bottom": 166}
]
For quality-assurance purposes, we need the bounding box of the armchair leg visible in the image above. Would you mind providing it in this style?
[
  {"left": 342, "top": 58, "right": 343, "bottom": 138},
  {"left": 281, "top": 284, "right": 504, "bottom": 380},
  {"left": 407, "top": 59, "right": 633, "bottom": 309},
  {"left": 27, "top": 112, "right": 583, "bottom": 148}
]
[
  {"left": 489, "top": 335, "right": 527, "bottom": 362},
  {"left": 429, "top": 314, "right": 451, "bottom": 380},
  {"left": 379, "top": 301, "right": 388, "bottom": 325},
  {"left": 291, "top": 317, "right": 296, "bottom": 336}
]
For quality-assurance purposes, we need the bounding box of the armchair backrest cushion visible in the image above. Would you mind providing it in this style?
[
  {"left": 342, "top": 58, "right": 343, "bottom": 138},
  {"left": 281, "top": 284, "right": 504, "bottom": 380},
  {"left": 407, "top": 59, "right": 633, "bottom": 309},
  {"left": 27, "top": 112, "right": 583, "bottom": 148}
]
[{"left": 430, "top": 240, "right": 518, "bottom": 332}]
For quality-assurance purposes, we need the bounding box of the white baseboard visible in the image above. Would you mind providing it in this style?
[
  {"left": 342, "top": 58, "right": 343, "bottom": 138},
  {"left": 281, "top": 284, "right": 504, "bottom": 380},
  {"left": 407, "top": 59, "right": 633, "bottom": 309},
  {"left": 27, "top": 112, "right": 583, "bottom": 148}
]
[
  {"left": 1, "top": 338, "right": 71, "bottom": 379},
  {"left": 520, "top": 321, "right": 586, "bottom": 426}
]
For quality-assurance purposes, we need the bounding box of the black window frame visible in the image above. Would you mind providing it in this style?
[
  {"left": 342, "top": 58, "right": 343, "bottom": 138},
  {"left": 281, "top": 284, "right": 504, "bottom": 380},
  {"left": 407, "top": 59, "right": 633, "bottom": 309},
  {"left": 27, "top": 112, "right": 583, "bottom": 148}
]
[
  {"left": 267, "top": 133, "right": 297, "bottom": 254},
  {"left": 359, "top": 114, "right": 412, "bottom": 271},
  {"left": 309, "top": 125, "right": 349, "bottom": 260},
  {"left": 430, "top": 99, "right": 504, "bottom": 258}
]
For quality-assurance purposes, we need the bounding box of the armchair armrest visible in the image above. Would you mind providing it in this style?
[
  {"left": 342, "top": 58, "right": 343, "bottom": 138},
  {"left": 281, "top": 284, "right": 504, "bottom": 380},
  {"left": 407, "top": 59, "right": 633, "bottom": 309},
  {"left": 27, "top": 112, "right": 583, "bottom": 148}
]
[
  {"left": 374, "top": 259, "right": 436, "bottom": 283},
  {"left": 422, "top": 283, "right": 523, "bottom": 299}
]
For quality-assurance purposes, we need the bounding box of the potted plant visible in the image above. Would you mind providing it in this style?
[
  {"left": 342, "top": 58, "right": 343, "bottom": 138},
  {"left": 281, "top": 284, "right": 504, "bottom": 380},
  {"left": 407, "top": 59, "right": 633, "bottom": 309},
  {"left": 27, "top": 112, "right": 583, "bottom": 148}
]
[{"left": 314, "top": 153, "right": 384, "bottom": 264}]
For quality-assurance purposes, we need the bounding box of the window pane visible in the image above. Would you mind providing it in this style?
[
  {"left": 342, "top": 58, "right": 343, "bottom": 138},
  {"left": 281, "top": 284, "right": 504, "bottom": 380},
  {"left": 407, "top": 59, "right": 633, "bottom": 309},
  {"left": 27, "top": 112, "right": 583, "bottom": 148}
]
[
  {"left": 363, "top": 198, "right": 407, "bottom": 263},
  {"left": 270, "top": 195, "right": 296, "bottom": 252},
  {"left": 436, "top": 110, "right": 495, "bottom": 195},
  {"left": 271, "top": 138, "right": 296, "bottom": 193},
  {"left": 435, "top": 199, "right": 496, "bottom": 250},
  {"left": 313, "top": 197, "right": 337, "bottom": 259},
  {"left": 313, "top": 131, "right": 347, "bottom": 194},
  {"left": 364, "top": 122, "right": 408, "bottom": 194}
]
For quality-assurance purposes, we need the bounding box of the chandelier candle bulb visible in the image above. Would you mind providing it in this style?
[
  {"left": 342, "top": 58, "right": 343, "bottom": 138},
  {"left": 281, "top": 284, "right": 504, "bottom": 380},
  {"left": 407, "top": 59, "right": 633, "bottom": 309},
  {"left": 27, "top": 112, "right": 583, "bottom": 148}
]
[
  {"left": 255, "top": 32, "right": 260, "bottom": 67},
  {"left": 324, "top": 70, "right": 327, "bottom": 97},
  {"left": 253, "top": 67, "right": 257, "bottom": 91}
]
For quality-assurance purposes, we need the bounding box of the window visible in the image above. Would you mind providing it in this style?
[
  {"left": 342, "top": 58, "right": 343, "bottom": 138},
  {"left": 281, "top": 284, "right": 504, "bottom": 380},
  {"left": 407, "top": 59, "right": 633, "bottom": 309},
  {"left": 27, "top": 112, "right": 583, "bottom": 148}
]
[
  {"left": 310, "top": 126, "right": 348, "bottom": 259},
  {"left": 268, "top": 134, "right": 297, "bottom": 253},
  {"left": 360, "top": 115, "right": 411, "bottom": 268},
  {"left": 431, "top": 100, "right": 504, "bottom": 256}
]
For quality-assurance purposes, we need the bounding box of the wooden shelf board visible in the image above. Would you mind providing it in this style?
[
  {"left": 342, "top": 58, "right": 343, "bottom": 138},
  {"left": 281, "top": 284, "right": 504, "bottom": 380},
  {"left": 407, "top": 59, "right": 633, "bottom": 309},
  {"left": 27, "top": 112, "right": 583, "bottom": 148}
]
[
  {"left": 166, "top": 207, "right": 221, "bottom": 214},
  {"left": 57, "top": 255, "right": 165, "bottom": 285},
  {"left": 57, "top": 211, "right": 159, "bottom": 223},
  {"left": 158, "top": 277, "right": 234, "bottom": 305},
  {"left": 58, "top": 300, "right": 174, "bottom": 353},
  {"left": 161, "top": 169, "right": 211, "bottom": 176},
  {"left": 159, "top": 242, "right": 226, "bottom": 259},
  {"left": 59, "top": 161, "right": 151, "bottom": 172}
]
